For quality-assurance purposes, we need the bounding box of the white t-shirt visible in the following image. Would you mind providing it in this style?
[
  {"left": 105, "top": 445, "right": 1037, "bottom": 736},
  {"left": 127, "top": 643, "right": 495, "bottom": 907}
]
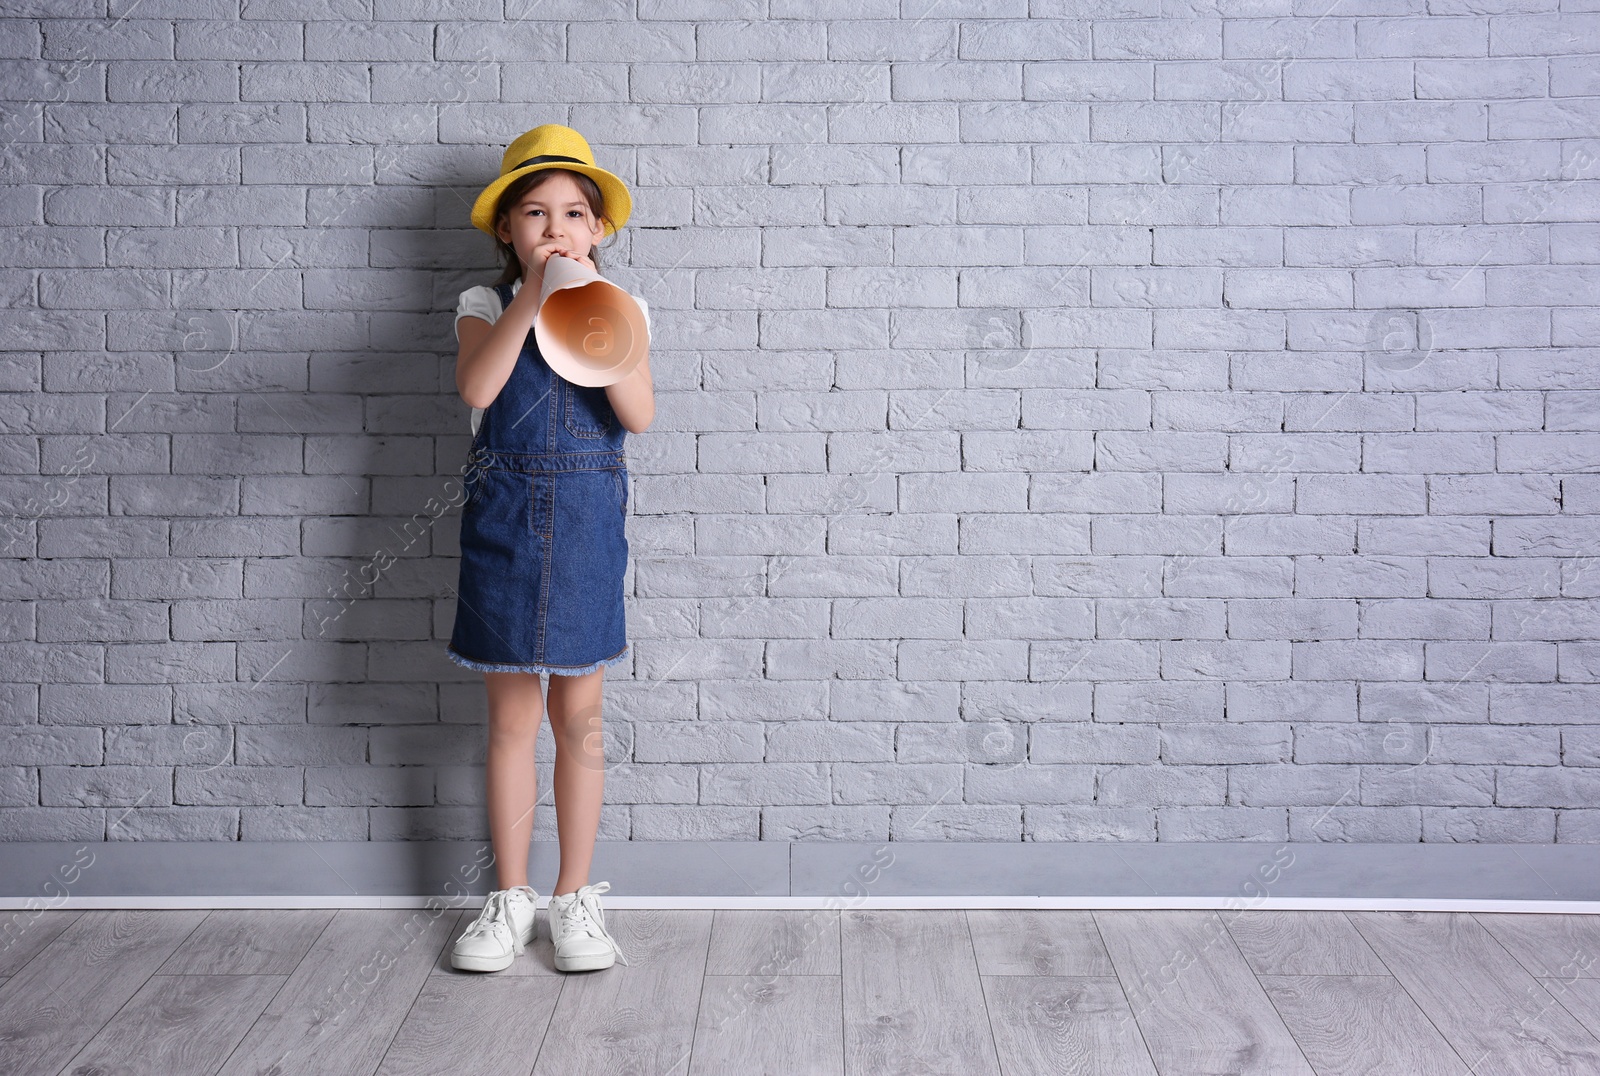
[{"left": 455, "top": 277, "right": 651, "bottom": 435}]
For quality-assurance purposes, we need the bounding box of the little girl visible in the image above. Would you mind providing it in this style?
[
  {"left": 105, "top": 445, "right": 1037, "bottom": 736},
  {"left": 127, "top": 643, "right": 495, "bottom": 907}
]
[{"left": 445, "top": 124, "right": 653, "bottom": 974}]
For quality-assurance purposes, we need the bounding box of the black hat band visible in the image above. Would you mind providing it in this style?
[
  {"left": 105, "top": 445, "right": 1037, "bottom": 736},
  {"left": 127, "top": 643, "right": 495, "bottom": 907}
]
[{"left": 510, "top": 153, "right": 588, "bottom": 173}]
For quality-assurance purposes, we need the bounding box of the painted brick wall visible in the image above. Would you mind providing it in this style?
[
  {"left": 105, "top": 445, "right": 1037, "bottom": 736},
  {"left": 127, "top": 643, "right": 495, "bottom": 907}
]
[{"left": 2, "top": 3, "right": 1597, "bottom": 845}]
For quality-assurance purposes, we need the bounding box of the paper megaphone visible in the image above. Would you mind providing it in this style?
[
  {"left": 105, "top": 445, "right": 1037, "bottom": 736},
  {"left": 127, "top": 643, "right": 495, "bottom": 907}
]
[{"left": 532, "top": 255, "right": 650, "bottom": 387}]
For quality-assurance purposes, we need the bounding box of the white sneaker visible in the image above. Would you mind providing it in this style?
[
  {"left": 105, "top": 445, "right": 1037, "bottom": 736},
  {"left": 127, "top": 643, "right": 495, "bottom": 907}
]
[
  {"left": 450, "top": 885, "right": 538, "bottom": 972},
  {"left": 547, "top": 881, "right": 632, "bottom": 971}
]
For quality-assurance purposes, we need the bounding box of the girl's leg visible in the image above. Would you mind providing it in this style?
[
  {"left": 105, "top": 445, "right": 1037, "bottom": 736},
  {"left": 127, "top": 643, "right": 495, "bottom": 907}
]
[
  {"left": 483, "top": 669, "right": 545, "bottom": 891},
  {"left": 546, "top": 666, "right": 606, "bottom": 895}
]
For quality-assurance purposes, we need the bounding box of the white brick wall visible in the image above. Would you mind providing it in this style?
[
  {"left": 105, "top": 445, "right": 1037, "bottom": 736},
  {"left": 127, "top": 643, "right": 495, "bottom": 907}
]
[{"left": 1, "top": 4, "right": 1597, "bottom": 845}]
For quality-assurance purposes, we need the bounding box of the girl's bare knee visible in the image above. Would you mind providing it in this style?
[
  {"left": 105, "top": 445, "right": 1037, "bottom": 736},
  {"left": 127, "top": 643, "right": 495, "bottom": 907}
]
[
  {"left": 487, "top": 713, "right": 541, "bottom": 743},
  {"left": 485, "top": 671, "right": 544, "bottom": 741}
]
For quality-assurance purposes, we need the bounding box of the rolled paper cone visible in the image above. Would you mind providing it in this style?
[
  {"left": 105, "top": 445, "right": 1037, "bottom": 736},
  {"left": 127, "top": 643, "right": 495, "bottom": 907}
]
[{"left": 532, "top": 255, "right": 650, "bottom": 387}]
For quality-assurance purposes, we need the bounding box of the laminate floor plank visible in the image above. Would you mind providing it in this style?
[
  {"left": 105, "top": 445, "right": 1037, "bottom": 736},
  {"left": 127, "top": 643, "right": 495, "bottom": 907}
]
[
  {"left": 981, "top": 975, "right": 1159, "bottom": 1076},
  {"left": 1540, "top": 978, "right": 1600, "bottom": 1040},
  {"left": 0, "top": 909, "right": 209, "bottom": 1076},
  {"left": 1474, "top": 913, "right": 1600, "bottom": 979},
  {"left": 55, "top": 973, "right": 285, "bottom": 1076},
  {"left": 0, "top": 911, "right": 81, "bottom": 977},
  {"left": 840, "top": 910, "right": 1001, "bottom": 1076},
  {"left": 530, "top": 909, "right": 713, "bottom": 1076},
  {"left": 1224, "top": 911, "right": 1389, "bottom": 976},
  {"left": 1094, "top": 910, "right": 1317, "bottom": 1076},
  {"left": 213, "top": 908, "right": 458, "bottom": 1076},
  {"left": 373, "top": 974, "right": 563, "bottom": 1076},
  {"left": 968, "top": 910, "right": 1116, "bottom": 976},
  {"left": 1349, "top": 911, "right": 1600, "bottom": 1076},
  {"left": 1256, "top": 974, "right": 1469, "bottom": 1076},
  {"left": 689, "top": 974, "right": 843, "bottom": 1076},
  {"left": 704, "top": 909, "right": 840, "bottom": 976},
  {"left": 159, "top": 910, "right": 336, "bottom": 976}
]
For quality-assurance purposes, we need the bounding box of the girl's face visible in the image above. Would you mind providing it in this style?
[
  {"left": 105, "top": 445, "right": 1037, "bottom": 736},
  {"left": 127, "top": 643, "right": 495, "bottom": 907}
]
[{"left": 494, "top": 171, "right": 605, "bottom": 279}]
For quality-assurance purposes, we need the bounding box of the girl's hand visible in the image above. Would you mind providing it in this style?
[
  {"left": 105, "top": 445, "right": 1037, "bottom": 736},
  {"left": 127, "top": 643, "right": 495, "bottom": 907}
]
[{"left": 542, "top": 247, "right": 597, "bottom": 273}]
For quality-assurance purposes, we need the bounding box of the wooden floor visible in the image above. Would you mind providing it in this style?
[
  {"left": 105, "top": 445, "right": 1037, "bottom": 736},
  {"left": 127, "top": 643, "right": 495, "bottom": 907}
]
[{"left": 2, "top": 907, "right": 1599, "bottom": 1075}]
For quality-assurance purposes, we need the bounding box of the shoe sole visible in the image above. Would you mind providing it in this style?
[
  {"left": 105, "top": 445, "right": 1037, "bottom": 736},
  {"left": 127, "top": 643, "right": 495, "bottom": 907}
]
[
  {"left": 451, "top": 951, "right": 516, "bottom": 973},
  {"left": 554, "top": 950, "right": 616, "bottom": 972}
]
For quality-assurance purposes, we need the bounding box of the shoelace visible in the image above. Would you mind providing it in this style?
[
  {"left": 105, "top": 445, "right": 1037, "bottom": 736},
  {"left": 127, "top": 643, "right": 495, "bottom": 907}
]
[
  {"left": 460, "top": 887, "right": 533, "bottom": 954},
  {"left": 553, "top": 881, "right": 632, "bottom": 967}
]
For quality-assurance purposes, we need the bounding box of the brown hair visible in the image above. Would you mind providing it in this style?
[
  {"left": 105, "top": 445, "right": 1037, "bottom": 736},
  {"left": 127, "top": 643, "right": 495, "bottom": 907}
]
[{"left": 489, "top": 168, "right": 615, "bottom": 286}]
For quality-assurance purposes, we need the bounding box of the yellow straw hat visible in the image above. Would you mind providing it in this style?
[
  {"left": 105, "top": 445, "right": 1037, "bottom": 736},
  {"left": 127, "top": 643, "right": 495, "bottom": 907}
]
[{"left": 470, "top": 124, "right": 632, "bottom": 239}]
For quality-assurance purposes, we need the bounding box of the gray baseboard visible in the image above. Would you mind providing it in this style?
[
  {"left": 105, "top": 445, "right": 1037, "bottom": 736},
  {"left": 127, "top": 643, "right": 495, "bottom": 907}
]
[{"left": 2, "top": 841, "right": 1597, "bottom": 912}]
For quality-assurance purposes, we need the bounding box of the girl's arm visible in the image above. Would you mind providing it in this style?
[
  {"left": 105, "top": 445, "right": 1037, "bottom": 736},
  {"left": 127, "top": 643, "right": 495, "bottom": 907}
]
[
  {"left": 606, "top": 347, "right": 654, "bottom": 434},
  {"left": 455, "top": 281, "right": 542, "bottom": 410}
]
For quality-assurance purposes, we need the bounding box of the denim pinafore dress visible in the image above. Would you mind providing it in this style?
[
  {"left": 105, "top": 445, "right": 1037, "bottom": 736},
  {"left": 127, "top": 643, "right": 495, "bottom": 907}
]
[{"left": 447, "top": 281, "right": 630, "bottom": 676}]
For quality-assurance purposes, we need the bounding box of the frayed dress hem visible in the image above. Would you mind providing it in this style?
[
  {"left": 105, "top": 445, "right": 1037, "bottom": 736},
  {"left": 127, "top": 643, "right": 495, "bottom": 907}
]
[{"left": 446, "top": 644, "right": 629, "bottom": 677}]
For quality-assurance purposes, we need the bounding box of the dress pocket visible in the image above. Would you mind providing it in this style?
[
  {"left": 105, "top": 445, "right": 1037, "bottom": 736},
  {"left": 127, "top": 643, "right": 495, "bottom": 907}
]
[
  {"left": 462, "top": 458, "right": 487, "bottom": 512},
  {"left": 613, "top": 468, "right": 629, "bottom": 516},
  {"left": 562, "top": 380, "right": 615, "bottom": 438}
]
